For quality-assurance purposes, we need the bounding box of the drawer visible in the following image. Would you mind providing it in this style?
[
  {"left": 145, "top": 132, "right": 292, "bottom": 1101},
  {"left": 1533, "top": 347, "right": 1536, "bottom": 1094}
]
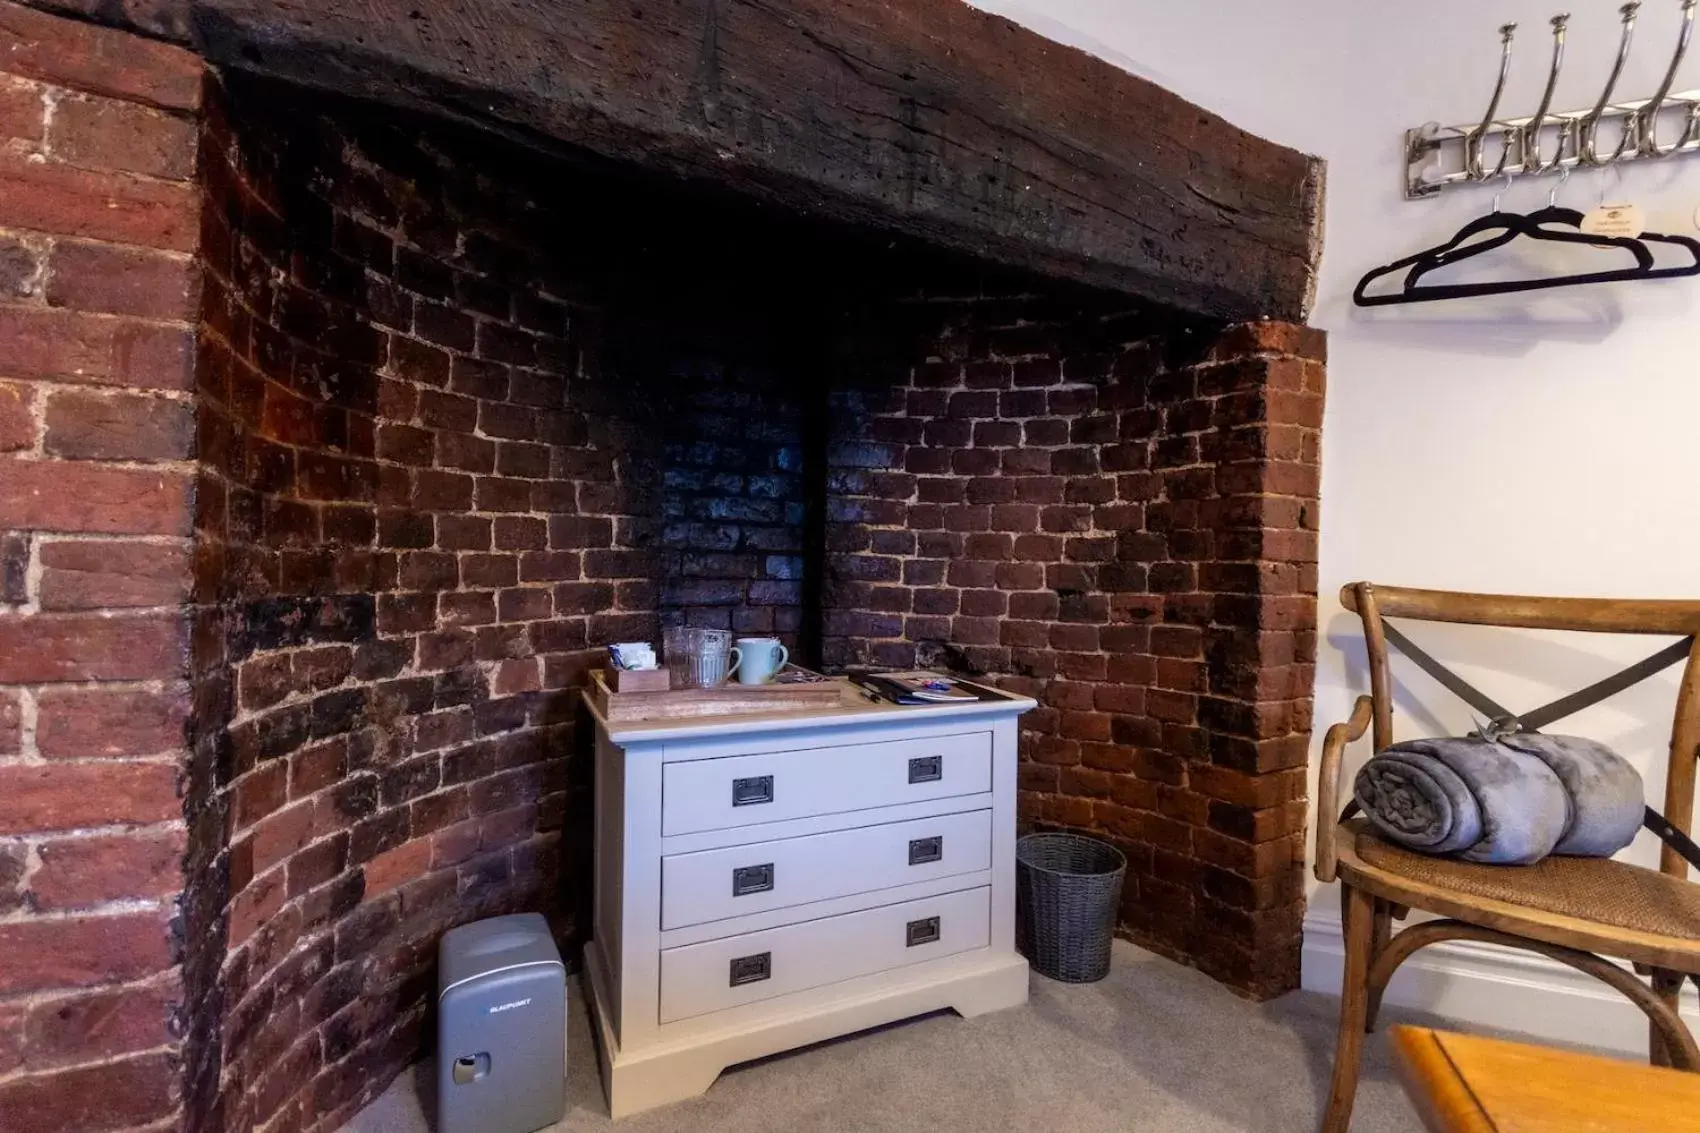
[
  {"left": 661, "top": 731, "right": 991, "bottom": 836},
  {"left": 661, "top": 809, "right": 991, "bottom": 930},
  {"left": 659, "top": 886, "right": 989, "bottom": 1023}
]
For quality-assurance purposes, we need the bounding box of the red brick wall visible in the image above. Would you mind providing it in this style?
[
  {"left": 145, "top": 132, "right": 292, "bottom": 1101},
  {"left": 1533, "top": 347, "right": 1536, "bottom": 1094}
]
[
  {"left": 183, "top": 74, "right": 659, "bottom": 1133},
  {"left": 824, "top": 297, "right": 1323, "bottom": 998},
  {"left": 0, "top": 4, "right": 203, "bottom": 1130}
]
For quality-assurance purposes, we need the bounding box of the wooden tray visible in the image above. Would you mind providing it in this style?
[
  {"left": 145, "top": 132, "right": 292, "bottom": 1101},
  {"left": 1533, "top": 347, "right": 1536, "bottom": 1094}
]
[
  {"left": 606, "top": 668, "right": 670, "bottom": 693},
  {"left": 587, "top": 668, "right": 846, "bottom": 723}
]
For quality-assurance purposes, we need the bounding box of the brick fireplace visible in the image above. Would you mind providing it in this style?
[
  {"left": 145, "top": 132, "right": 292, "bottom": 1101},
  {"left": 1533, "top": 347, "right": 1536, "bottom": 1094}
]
[{"left": 0, "top": 4, "right": 1323, "bottom": 1132}]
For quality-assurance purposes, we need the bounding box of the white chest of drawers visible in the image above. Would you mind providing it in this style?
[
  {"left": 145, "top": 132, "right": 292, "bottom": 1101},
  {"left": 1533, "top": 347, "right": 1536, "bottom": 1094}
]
[{"left": 583, "top": 684, "right": 1034, "bottom": 1118}]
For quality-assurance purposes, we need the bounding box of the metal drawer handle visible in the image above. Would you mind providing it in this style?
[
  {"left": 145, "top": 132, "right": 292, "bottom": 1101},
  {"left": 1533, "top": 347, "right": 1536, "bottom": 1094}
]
[
  {"left": 908, "top": 756, "right": 942, "bottom": 784},
  {"left": 729, "top": 952, "right": 772, "bottom": 987},
  {"left": 908, "top": 836, "right": 943, "bottom": 866},
  {"left": 732, "top": 775, "right": 774, "bottom": 807},
  {"left": 906, "top": 916, "right": 941, "bottom": 948},
  {"left": 732, "top": 863, "right": 775, "bottom": 897}
]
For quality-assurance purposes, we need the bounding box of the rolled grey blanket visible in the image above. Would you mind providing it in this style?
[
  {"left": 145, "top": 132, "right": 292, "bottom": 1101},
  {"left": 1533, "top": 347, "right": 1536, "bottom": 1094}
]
[{"left": 1353, "top": 734, "right": 1643, "bottom": 865}]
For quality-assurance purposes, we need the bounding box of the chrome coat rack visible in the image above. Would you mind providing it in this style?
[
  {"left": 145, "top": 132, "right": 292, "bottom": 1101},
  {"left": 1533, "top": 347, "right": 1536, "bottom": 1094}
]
[{"left": 1407, "top": 1, "right": 1700, "bottom": 199}]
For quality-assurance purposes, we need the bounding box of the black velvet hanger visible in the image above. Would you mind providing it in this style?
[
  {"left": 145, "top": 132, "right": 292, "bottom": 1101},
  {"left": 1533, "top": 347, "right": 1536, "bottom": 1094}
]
[
  {"left": 1405, "top": 206, "right": 1652, "bottom": 278},
  {"left": 1353, "top": 205, "right": 1700, "bottom": 306}
]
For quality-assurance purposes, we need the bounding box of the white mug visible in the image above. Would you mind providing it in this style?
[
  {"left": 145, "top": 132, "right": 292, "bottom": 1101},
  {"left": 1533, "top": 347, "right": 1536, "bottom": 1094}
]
[{"left": 734, "top": 637, "right": 789, "bottom": 685}]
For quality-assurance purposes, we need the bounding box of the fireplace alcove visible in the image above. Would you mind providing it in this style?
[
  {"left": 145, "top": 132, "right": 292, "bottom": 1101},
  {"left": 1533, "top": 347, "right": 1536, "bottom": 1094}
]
[{"left": 0, "top": 5, "right": 1324, "bottom": 1131}]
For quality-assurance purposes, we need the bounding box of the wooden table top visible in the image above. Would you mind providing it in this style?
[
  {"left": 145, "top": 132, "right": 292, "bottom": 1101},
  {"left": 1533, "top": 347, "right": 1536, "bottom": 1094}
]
[
  {"left": 583, "top": 675, "right": 1036, "bottom": 741},
  {"left": 1390, "top": 1025, "right": 1700, "bottom": 1132}
]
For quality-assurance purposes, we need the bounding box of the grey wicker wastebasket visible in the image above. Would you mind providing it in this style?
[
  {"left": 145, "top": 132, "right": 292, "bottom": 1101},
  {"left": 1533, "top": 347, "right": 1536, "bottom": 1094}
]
[{"left": 1015, "top": 833, "right": 1127, "bottom": 983}]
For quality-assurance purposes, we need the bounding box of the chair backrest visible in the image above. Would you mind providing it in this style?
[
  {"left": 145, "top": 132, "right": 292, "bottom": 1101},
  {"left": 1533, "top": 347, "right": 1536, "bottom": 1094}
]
[{"left": 1342, "top": 583, "right": 1700, "bottom": 878}]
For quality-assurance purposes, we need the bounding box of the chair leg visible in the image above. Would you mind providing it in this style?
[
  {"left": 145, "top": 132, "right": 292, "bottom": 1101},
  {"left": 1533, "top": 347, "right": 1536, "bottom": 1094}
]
[
  {"left": 1364, "top": 900, "right": 1394, "bottom": 1033},
  {"left": 1321, "top": 884, "right": 1376, "bottom": 1133},
  {"left": 1651, "top": 970, "right": 1685, "bottom": 1068}
]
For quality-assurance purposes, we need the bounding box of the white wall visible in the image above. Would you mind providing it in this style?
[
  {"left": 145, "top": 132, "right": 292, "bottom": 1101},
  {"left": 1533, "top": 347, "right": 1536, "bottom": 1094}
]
[{"left": 970, "top": 0, "right": 1700, "bottom": 1048}]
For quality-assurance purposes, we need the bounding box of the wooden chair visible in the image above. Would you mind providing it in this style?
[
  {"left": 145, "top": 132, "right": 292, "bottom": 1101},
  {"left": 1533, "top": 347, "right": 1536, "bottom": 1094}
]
[{"left": 1316, "top": 583, "right": 1700, "bottom": 1133}]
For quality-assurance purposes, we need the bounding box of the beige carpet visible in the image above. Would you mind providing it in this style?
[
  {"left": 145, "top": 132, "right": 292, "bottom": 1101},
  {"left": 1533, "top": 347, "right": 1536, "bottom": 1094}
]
[{"left": 341, "top": 942, "right": 1435, "bottom": 1133}]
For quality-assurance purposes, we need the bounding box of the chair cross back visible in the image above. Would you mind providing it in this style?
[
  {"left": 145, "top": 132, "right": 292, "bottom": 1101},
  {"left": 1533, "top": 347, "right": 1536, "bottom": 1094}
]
[{"left": 1378, "top": 620, "right": 1695, "bottom": 736}]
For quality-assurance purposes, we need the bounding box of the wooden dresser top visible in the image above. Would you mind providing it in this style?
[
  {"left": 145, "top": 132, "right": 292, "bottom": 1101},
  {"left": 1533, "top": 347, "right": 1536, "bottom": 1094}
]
[{"left": 584, "top": 679, "right": 1035, "bottom": 744}]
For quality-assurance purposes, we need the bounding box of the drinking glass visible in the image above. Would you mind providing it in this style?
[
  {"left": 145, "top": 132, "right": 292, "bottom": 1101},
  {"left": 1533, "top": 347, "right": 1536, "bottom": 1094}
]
[{"left": 663, "top": 626, "right": 742, "bottom": 689}]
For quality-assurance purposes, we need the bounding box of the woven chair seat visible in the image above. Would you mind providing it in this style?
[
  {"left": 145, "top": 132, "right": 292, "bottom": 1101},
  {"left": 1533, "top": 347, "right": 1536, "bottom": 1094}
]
[{"left": 1349, "top": 821, "right": 1700, "bottom": 944}]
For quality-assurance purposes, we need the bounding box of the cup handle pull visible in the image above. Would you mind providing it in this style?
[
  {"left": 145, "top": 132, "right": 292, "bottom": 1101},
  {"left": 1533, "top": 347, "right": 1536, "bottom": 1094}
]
[
  {"left": 726, "top": 647, "right": 742, "bottom": 679},
  {"left": 775, "top": 645, "right": 789, "bottom": 673}
]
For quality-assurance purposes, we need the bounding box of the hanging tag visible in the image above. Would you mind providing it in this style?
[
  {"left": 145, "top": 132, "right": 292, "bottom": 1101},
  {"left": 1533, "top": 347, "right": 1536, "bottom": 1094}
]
[{"left": 1580, "top": 203, "right": 1645, "bottom": 240}]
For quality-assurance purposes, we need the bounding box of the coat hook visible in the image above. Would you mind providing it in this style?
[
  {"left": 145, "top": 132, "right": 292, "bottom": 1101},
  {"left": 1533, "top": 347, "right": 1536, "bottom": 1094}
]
[
  {"left": 1468, "top": 24, "right": 1519, "bottom": 180},
  {"left": 1491, "top": 170, "right": 1516, "bottom": 214},
  {"left": 1640, "top": 0, "right": 1698, "bottom": 157},
  {"left": 1525, "top": 14, "right": 1572, "bottom": 173},
  {"left": 1582, "top": 3, "right": 1642, "bottom": 165}
]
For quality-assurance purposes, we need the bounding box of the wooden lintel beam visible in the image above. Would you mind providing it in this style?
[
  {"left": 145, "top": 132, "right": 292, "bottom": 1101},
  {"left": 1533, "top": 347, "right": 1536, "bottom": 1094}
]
[{"left": 27, "top": 0, "right": 1323, "bottom": 321}]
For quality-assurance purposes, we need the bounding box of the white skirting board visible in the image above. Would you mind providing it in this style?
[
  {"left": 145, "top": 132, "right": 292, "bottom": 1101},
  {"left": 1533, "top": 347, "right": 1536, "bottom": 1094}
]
[{"left": 1302, "top": 911, "right": 1700, "bottom": 1055}]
